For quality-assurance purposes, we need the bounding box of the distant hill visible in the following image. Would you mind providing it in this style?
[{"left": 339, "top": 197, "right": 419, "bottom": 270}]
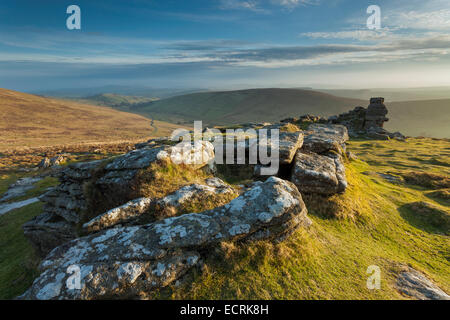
[
  {"left": 318, "top": 87, "right": 450, "bottom": 102},
  {"left": 387, "top": 99, "right": 450, "bottom": 138},
  {"left": 0, "top": 88, "right": 183, "bottom": 150},
  {"left": 126, "top": 88, "right": 449, "bottom": 138},
  {"left": 134, "top": 88, "right": 366, "bottom": 126},
  {"left": 72, "top": 93, "right": 159, "bottom": 111}
]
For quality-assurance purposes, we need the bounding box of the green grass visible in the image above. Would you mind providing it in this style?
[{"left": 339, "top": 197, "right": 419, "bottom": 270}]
[
  {"left": 0, "top": 202, "right": 42, "bottom": 299},
  {"left": 159, "top": 138, "right": 450, "bottom": 300}
]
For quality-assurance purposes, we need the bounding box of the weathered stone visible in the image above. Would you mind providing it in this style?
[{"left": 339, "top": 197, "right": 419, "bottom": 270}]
[
  {"left": 83, "top": 198, "right": 153, "bottom": 233},
  {"left": 396, "top": 267, "right": 449, "bottom": 300},
  {"left": 364, "top": 97, "right": 389, "bottom": 129},
  {"left": 23, "top": 212, "right": 78, "bottom": 258},
  {"left": 329, "top": 98, "right": 402, "bottom": 139},
  {"left": 38, "top": 157, "right": 51, "bottom": 169},
  {"left": 24, "top": 142, "right": 217, "bottom": 257},
  {"left": 303, "top": 124, "right": 349, "bottom": 155},
  {"left": 278, "top": 132, "right": 304, "bottom": 164},
  {"left": 20, "top": 177, "right": 309, "bottom": 300},
  {"left": 291, "top": 151, "right": 347, "bottom": 195},
  {"left": 50, "top": 155, "right": 66, "bottom": 166},
  {"left": 153, "top": 177, "right": 237, "bottom": 219}
]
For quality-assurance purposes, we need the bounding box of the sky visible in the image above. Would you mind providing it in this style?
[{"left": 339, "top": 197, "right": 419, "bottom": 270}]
[{"left": 0, "top": 0, "right": 449, "bottom": 92}]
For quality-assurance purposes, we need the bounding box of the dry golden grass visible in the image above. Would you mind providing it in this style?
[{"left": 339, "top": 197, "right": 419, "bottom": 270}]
[{"left": 0, "top": 88, "right": 184, "bottom": 151}]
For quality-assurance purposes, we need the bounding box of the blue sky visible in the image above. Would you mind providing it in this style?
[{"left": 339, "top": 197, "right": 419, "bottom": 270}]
[{"left": 0, "top": 0, "right": 449, "bottom": 91}]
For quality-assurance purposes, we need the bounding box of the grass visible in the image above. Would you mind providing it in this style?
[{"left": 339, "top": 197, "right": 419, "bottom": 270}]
[
  {"left": 0, "top": 202, "right": 42, "bottom": 299},
  {"left": 0, "top": 137, "right": 449, "bottom": 299},
  {"left": 158, "top": 138, "right": 450, "bottom": 300}
]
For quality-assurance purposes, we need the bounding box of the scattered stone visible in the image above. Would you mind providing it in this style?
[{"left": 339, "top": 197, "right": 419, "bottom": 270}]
[
  {"left": 20, "top": 177, "right": 310, "bottom": 300},
  {"left": 362, "top": 171, "right": 403, "bottom": 184},
  {"left": 291, "top": 151, "right": 347, "bottom": 195},
  {"left": 396, "top": 267, "right": 449, "bottom": 300},
  {"left": 37, "top": 155, "right": 66, "bottom": 168},
  {"left": 50, "top": 155, "right": 66, "bottom": 166},
  {"left": 38, "top": 157, "right": 51, "bottom": 169}
]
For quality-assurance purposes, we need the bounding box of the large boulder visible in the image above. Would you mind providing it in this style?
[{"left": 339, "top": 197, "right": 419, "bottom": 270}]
[
  {"left": 302, "top": 124, "right": 349, "bottom": 155},
  {"left": 82, "top": 178, "right": 238, "bottom": 233},
  {"left": 291, "top": 151, "right": 347, "bottom": 195},
  {"left": 20, "top": 177, "right": 310, "bottom": 300},
  {"left": 24, "top": 143, "right": 216, "bottom": 258}
]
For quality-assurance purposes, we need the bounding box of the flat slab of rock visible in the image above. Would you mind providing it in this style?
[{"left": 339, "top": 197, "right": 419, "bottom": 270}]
[
  {"left": 154, "top": 177, "right": 237, "bottom": 219},
  {"left": 291, "top": 151, "right": 347, "bottom": 195},
  {"left": 278, "top": 132, "right": 304, "bottom": 165},
  {"left": 83, "top": 198, "right": 153, "bottom": 233},
  {"left": 0, "top": 177, "right": 42, "bottom": 203},
  {"left": 20, "top": 177, "right": 309, "bottom": 300},
  {"left": 396, "top": 267, "right": 449, "bottom": 300},
  {"left": 303, "top": 124, "right": 349, "bottom": 154},
  {"left": 0, "top": 197, "right": 40, "bottom": 216}
]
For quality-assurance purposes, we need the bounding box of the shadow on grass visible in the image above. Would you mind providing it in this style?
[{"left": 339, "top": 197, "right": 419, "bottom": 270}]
[{"left": 398, "top": 202, "right": 450, "bottom": 236}]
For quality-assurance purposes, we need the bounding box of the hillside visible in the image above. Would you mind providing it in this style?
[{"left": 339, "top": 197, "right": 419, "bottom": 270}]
[
  {"left": 387, "top": 99, "right": 450, "bottom": 138},
  {"left": 1, "top": 133, "right": 449, "bottom": 299},
  {"left": 0, "top": 89, "right": 182, "bottom": 150},
  {"left": 73, "top": 94, "right": 159, "bottom": 111},
  {"left": 130, "top": 88, "right": 449, "bottom": 138},
  {"left": 133, "top": 88, "right": 365, "bottom": 126},
  {"left": 318, "top": 87, "right": 450, "bottom": 102}
]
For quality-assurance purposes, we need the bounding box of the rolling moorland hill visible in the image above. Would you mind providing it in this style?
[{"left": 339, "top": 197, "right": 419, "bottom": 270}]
[
  {"left": 386, "top": 99, "right": 450, "bottom": 138},
  {"left": 0, "top": 88, "right": 183, "bottom": 151},
  {"left": 125, "top": 88, "right": 449, "bottom": 138},
  {"left": 131, "top": 88, "right": 366, "bottom": 126},
  {"left": 73, "top": 93, "right": 159, "bottom": 112},
  {"left": 318, "top": 87, "right": 450, "bottom": 102}
]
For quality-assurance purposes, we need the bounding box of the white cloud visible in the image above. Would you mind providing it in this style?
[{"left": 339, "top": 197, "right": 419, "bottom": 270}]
[{"left": 387, "top": 9, "right": 450, "bottom": 31}]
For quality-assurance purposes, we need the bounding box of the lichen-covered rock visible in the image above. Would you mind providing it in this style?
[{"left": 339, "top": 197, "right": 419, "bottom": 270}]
[
  {"left": 291, "top": 151, "right": 347, "bottom": 195},
  {"left": 82, "top": 178, "right": 237, "bottom": 233},
  {"left": 82, "top": 198, "right": 153, "bottom": 233},
  {"left": 24, "top": 143, "right": 216, "bottom": 258},
  {"left": 302, "top": 124, "right": 349, "bottom": 155},
  {"left": 396, "top": 267, "right": 449, "bottom": 300},
  {"left": 277, "top": 132, "right": 304, "bottom": 165},
  {"left": 20, "top": 177, "right": 309, "bottom": 300},
  {"left": 153, "top": 177, "right": 237, "bottom": 219}
]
